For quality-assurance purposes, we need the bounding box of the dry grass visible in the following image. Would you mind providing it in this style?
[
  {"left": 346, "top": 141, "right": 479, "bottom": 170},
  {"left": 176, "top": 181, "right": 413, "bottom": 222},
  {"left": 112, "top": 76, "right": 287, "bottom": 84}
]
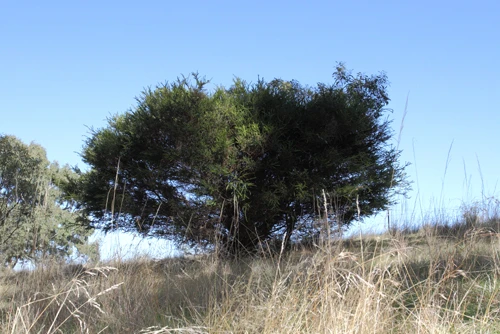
[{"left": 2, "top": 204, "right": 500, "bottom": 333}]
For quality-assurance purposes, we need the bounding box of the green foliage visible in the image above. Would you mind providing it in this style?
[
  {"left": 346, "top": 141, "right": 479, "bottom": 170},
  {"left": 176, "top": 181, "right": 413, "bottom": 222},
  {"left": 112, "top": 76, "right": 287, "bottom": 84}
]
[
  {"left": 0, "top": 135, "right": 94, "bottom": 267},
  {"left": 78, "top": 67, "right": 409, "bottom": 253}
]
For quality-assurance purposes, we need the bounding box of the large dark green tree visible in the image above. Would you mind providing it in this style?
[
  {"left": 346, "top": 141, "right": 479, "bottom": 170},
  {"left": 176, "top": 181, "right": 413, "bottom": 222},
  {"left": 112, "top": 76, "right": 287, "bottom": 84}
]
[
  {"left": 78, "top": 66, "right": 409, "bottom": 254},
  {"left": 0, "top": 135, "right": 96, "bottom": 268}
]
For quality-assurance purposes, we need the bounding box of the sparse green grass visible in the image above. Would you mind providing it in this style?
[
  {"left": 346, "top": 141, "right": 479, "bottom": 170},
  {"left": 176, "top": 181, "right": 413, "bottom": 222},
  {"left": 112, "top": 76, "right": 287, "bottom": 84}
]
[{"left": 2, "top": 203, "right": 500, "bottom": 333}]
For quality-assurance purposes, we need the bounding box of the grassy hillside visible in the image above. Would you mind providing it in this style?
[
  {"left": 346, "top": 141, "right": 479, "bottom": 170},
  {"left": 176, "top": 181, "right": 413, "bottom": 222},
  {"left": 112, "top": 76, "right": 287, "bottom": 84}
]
[{"left": 2, "top": 202, "right": 500, "bottom": 333}]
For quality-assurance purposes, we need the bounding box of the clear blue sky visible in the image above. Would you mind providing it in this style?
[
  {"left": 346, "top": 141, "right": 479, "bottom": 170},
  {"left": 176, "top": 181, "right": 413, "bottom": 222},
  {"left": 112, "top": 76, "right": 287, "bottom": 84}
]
[{"left": 2, "top": 1, "right": 499, "bottom": 254}]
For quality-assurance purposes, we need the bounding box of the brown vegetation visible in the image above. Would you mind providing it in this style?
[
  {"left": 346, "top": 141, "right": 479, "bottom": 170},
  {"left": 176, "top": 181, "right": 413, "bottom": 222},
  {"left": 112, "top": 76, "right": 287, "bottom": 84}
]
[{"left": 2, "top": 202, "right": 500, "bottom": 333}]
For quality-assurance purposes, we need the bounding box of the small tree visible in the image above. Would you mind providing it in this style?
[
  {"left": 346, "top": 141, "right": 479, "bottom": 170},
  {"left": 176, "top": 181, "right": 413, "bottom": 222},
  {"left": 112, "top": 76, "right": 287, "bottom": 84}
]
[
  {"left": 78, "top": 67, "right": 409, "bottom": 254},
  {"left": 0, "top": 135, "right": 94, "bottom": 268}
]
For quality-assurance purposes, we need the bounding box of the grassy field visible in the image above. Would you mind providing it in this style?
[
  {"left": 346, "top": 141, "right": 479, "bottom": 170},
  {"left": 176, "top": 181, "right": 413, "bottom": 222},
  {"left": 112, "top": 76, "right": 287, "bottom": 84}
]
[{"left": 2, "top": 201, "right": 500, "bottom": 333}]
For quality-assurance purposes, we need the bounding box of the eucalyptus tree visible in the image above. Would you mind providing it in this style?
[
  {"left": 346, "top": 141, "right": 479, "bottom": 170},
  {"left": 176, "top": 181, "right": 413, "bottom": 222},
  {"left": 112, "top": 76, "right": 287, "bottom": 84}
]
[
  {"left": 0, "top": 135, "right": 94, "bottom": 267},
  {"left": 78, "top": 66, "right": 409, "bottom": 254}
]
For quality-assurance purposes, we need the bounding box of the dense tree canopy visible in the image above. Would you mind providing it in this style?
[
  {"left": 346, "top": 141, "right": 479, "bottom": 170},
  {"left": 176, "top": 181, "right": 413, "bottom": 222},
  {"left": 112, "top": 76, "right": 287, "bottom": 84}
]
[
  {"left": 78, "top": 66, "right": 409, "bottom": 254},
  {"left": 0, "top": 135, "right": 95, "bottom": 267}
]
